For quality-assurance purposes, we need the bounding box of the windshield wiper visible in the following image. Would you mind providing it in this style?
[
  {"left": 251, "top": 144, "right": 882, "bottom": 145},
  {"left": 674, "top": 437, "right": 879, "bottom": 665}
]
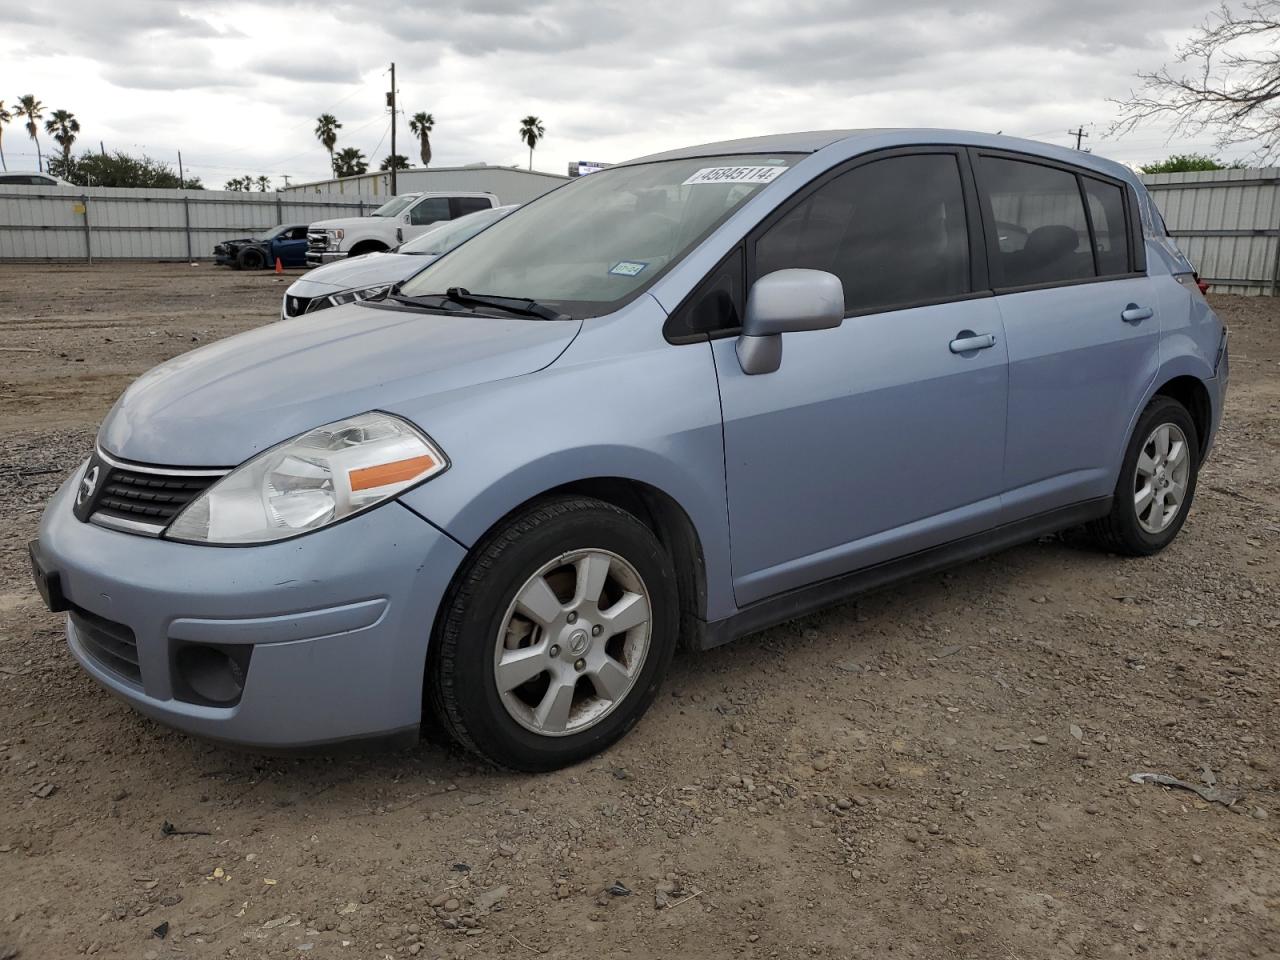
[
  {"left": 443, "top": 288, "right": 571, "bottom": 322},
  {"left": 391, "top": 288, "right": 570, "bottom": 322}
]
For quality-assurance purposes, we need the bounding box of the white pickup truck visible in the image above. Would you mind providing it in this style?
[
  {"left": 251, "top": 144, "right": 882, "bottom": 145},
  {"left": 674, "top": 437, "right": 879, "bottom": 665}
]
[{"left": 306, "top": 191, "right": 498, "bottom": 265}]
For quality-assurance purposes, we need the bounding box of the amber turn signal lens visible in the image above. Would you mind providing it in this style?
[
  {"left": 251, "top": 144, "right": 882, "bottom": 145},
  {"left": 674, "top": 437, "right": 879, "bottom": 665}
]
[{"left": 348, "top": 454, "right": 437, "bottom": 492}]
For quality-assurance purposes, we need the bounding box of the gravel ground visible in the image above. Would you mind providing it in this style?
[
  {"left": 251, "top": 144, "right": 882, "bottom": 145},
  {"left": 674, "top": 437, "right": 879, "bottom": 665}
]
[{"left": 0, "top": 262, "right": 1277, "bottom": 960}]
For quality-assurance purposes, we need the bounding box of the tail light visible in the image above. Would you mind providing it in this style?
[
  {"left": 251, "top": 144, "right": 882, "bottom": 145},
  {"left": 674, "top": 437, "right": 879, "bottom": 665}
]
[{"left": 1194, "top": 273, "right": 1210, "bottom": 295}]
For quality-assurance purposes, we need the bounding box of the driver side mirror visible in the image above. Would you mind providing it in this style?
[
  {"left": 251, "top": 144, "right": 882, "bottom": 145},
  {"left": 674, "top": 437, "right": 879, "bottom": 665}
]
[
  {"left": 401, "top": 214, "right": 411, "bottom": 224},
  {"left": 736, "top": 269, "right": 844, "bottom": 375}
]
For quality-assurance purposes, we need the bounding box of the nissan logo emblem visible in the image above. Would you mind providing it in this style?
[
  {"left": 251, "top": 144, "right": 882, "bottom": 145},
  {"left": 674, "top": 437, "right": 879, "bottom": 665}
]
[{"left": 77, "top": 464, "right": 100, "bottom": 507}]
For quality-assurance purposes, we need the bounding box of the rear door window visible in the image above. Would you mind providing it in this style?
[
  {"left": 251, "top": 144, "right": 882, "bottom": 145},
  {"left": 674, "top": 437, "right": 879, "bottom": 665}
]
[
  {"left": 409, "top": 197, "right": 451, "bottom": 226},
  {"left": 452, "top": 196, "right": 492, "bottom": 218},
  {"left": 979, "top": 157, "right": 1095, "bottom": 288},
  {"left": 753, "top": 153, "right": 972, "bottom": 315}
]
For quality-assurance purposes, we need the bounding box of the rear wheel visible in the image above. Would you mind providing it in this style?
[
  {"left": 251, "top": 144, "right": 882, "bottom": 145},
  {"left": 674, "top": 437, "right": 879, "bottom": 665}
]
[
  {"left": 1089, "top": 396, "right": 1200, "bottom": 556},
  {"left": 428, "top": 496, "right": 678, "bottom": 771}
]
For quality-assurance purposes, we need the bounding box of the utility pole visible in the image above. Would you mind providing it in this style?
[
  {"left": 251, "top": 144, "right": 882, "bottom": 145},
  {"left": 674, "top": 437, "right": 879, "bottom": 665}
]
[
  {"left": 387, "top": 62, "right": 397, "bottom": 195},
  {"left": 177, "top": 150, "right": 184, "bottom": 189},
  {"left": 1068, "top": 126, "right": 1090, "bottom": 151}
]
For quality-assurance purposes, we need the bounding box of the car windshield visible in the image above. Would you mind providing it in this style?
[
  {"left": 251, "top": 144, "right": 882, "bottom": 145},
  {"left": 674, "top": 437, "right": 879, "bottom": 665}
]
[
  {"left": 398, "top": 154, "right": 799, "bottom": 318},
  {"left": 370, "top": 196, "right": 418, "bottom": 218},
  {"left": 399, "top": 206, "right": 515, "bottom": 255},
  {"left": 254, "top": 226, "right": 286, "bottom": 242}
]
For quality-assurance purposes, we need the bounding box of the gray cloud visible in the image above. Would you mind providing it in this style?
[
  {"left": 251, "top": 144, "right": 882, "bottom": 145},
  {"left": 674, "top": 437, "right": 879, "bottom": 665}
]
[{"left": 3, "top": 0, "right": 1237, "bottom": 187}]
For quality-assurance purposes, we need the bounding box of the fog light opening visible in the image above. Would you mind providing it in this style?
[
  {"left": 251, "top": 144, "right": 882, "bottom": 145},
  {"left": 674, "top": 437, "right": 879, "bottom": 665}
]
[{"left": 174, "top": 644, "right": 250, "bottom": 706}]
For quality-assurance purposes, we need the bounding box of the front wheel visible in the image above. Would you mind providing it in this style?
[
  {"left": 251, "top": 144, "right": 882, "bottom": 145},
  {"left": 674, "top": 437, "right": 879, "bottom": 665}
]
[
  {"left": 1089, "top": 396, "right": 1200, "bottom": 556},
  {"left": 236, "top": 246, "right": 267, "bottom": 270},
  {"left": 428, "top": 496, "right": 679, "bottom": 771}
]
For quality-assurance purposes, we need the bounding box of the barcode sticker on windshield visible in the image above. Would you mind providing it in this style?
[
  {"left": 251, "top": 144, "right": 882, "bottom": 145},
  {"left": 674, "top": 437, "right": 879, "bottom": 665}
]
[
  {"left": 682, "top": 165, "right": 787, "bottom": 186},
  {"left": 609, "top": 260, "right": 648, "bottom": 277}
]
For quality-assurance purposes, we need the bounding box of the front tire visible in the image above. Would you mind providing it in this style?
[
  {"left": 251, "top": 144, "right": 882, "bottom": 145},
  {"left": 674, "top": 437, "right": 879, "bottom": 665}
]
[
  {"left": 428, "top": 496, "right": 679, "bottom": 771},
  {"left": 1089, "top": 396, "right": 1200, "bottom": 556},
  {"left": 237, "top": 246, "right": 267, "bottom": 270}
]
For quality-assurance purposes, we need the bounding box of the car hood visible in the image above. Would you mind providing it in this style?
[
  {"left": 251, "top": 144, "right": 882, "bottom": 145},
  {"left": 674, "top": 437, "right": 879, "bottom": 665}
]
[
  {"left": 288, "top": 252, "right": 436, "bottom": 296},
  {"left": 309, "top": 216, "right": 384, "bottom": 232},
  {"left": 99, "top": 304, "right": 582, "bottom": 466}
]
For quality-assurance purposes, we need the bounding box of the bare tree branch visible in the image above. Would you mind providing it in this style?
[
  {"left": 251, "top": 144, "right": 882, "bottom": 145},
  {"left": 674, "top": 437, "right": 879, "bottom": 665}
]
[{"left": 1111, "top": 0, "right": 1280, "bottom": 161}]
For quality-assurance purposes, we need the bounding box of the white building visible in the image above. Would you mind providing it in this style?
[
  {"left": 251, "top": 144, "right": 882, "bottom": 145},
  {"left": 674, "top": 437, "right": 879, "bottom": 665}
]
[{"left": 280, "top": 164, "right": 569, "bottom": 205}]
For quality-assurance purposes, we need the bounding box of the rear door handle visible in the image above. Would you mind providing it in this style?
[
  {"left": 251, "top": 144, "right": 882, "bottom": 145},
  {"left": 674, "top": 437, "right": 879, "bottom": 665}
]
[
  {"left": 1122, "top": 303, "right": 1154, "bottom": 323},
  {"left": 949, "top": 332, "right": 997, "bottom": 354}
]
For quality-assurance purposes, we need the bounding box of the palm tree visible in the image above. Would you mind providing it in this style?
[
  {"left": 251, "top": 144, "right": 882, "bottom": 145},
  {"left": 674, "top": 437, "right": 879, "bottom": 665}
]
[
  {"left": 255, "top": 175, "right": 271, "bottom": 192},
  {"left": 13, "top": 95, "right": 45, "bottom": 171},
  {"left": 518, "top": 115, "right": 545, "bottom": 171},
  {"left": 333, "top": 147, "right": 367, "bottom": 178},
  {"left": 379, "top": 153, "right": 409, "bottom": 171},
  {"left": 44, "top": 109, "right": 80, "bottom": 163},
  {"left": 408, "top": 112, "right": 434, "bottom": 166},
  {"left": 0, "top": 102, "right": 10, "bottom": 171},
  {"left": 314, "top": 113, "right": 341, "bottom": 175}
]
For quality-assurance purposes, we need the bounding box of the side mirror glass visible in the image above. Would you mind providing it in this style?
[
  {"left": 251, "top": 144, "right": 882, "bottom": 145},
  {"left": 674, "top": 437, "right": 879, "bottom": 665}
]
[{"left": 736, "top": 269, "right": 844, "bottom": 375}]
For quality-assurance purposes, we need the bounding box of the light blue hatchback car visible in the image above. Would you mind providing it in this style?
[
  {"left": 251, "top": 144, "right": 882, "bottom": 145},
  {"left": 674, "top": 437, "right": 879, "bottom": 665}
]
[{"left": 31, "top": 129, "right": 1228, "bottom": 770}]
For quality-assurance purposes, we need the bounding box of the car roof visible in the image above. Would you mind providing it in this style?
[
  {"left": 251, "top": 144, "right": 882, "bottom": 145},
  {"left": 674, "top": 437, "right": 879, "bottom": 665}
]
[{"left": 619, "top": 128, "right": 1139, "bottom": 186}]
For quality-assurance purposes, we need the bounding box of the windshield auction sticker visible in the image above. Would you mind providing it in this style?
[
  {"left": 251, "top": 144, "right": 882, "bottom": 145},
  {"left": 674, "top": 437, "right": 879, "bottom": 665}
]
[
  {"left": 682, "top": 165, "right": 788, "bottom": 186},
  {"left": 609, "top": 260, "right": 648, "bottom": 277}
]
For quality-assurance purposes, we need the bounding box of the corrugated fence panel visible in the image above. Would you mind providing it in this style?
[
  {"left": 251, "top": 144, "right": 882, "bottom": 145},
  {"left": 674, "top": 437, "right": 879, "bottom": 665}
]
[
  {"left": 5, "top": 170, "right": 1280, "bottom": 285},
  {"left": 1142, "top": 167, "right": 1280, "bottom": 294},
  {"left": 0, "top": 185, "right": 369, "bottom": 260}
]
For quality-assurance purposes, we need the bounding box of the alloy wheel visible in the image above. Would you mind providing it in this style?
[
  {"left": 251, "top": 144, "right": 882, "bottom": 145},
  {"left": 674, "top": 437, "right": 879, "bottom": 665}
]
[
  {"left": 1134, "top": 422, "right": 1190, "bottom": 534},
  {"left": 492, "top": 549, "right": 652, "bottom": 737}
]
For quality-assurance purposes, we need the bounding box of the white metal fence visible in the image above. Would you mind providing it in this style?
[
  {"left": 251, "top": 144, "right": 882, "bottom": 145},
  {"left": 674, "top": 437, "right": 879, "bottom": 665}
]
[
  {"left": 0, "top": 186, "right": 375, "bottom": 261},
  {"left": 4, "top": 170, "right": 1280, "bottom": 289},
  {"left": 1141, "top": 168, "right": 1280, "bottom": 296}
]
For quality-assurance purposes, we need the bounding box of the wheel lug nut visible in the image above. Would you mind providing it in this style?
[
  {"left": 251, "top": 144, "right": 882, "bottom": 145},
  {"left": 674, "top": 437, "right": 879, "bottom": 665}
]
[
  {"left": 549, "top": 644, "right": 560, "bottom": 657},
  {"left": 591, "top": 625, "right": 602, "bottom": 637},
  {"left": 574, "top": 658, "right": 586, "bottom": 672},
  {"left": 566, "top": 612, "right": 578, "bottom": 624}
]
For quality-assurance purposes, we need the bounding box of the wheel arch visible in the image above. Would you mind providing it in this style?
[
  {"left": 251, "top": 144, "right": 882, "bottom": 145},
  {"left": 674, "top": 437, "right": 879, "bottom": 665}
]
[
  {"left": 422, "top": 473, "right": 713, "bottom": 660},
  {"left": 1152, "top": 375, "right": 1212, "bottom": 457},
  {"left": 348, "top": 239, "right": 388, "bottom": 256}
]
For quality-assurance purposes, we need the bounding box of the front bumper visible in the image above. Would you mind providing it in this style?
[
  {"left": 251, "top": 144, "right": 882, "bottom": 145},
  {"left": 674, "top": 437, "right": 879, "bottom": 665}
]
[
  {"left": 306, "top": 251, "right": 346, "bottom": 266},
  {"left": 35, "top": 472, "right": 466, "bottom": 749}
]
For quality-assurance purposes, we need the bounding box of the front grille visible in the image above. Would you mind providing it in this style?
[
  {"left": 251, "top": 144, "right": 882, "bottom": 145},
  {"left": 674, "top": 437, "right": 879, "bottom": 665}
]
[
  {"left": 94, "top": 467, "right": 218, "bottom": 525},
  {"left": 70, "top": 606, "right": 141, "bottom": 685},
  {"left": 284, "top": 294, "right": 313, "bottom": 317},
  {"left": 307, "top": 231, "right": 329, "bottom": 252}
]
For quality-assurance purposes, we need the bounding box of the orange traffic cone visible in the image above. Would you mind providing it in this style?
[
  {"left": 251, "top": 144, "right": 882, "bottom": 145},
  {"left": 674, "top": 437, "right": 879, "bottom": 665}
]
[{"left": 274, "top": 257, "right": 284, "bottom": 275}]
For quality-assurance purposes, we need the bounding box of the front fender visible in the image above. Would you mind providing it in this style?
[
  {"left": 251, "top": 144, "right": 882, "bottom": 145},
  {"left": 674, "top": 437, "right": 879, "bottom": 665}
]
[{"left": 393, "top": 300, "right": 735, "bottom": 621}]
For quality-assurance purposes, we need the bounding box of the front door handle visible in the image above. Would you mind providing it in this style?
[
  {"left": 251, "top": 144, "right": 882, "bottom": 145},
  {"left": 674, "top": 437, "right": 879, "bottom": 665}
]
[
  {"left": 1122, "top": 303, "right": 1154, "bottom": 323},
  {"left": 949, "top": 332, "right": 997, "bottom": 354}
]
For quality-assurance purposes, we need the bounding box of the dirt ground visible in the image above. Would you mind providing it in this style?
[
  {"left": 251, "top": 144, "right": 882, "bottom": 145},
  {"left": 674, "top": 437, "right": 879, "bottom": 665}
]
[{"left": 0, "top": 262, "right": 1277, "bottom": 960}]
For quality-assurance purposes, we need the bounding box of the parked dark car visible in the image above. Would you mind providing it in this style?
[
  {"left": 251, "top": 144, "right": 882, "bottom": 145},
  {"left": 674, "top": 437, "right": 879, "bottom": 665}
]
[{"left": 214, "top": 224, "right": 310, "bottom": 269}]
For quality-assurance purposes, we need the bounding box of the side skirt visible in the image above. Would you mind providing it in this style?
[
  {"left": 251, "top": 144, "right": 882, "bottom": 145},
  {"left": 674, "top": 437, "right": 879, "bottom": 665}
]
[{"left": 696, "top": 497, "right": 1111, "bottom": 651}]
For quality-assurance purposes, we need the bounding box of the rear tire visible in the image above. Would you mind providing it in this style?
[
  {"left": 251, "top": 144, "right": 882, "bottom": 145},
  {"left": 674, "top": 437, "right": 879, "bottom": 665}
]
[
  {"left": 428, "top": 496, "right": 678, "bottom": 771},
  {"left": 1089, "top": 395, "right": 1200, "bottom": 556}
]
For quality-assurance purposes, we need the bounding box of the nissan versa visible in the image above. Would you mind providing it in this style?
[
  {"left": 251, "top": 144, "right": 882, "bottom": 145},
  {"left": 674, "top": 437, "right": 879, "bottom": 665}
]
[{"left": 31, "top": 130, "right": 1227, "bottom": 772}]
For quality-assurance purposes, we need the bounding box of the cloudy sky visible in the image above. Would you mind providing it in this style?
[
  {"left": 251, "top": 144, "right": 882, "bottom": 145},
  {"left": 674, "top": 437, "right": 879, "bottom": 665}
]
[{"left": 1, "top": 0, "right": 1237, "bottom": 188}]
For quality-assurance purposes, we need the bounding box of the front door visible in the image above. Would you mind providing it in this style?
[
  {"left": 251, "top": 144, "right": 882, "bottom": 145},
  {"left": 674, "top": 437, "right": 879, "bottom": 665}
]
[
  {"left": 404, "top": 196, "right": 452, "bottom": 242},
  {"left": 712, "top": 150, "right": 1010, "bottom": 607}
]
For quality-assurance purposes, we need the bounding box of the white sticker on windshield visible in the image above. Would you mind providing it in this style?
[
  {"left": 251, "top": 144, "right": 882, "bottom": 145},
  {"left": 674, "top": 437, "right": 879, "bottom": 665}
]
[
  {"left": 682, "top": 165, "right": 788, "bottom": 186},
  {"left": 609, "top": 260, "right": 648, "bottom": 277}
]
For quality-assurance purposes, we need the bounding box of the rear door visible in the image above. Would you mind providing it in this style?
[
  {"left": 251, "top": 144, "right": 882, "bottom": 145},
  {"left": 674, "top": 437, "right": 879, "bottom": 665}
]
[
  {"left": 972, "top": 151, "right": 1158, "bottom": 519},
  {"left": 710, "top": 149, "right": 1010, "bottom": 606}
]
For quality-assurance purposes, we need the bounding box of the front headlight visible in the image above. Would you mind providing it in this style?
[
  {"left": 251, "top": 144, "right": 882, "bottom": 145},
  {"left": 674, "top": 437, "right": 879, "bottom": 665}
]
[
  {"left": 305, "top": 285, "right": 392, "bottom": 313},
  {"left": 166, "top": 411, "right": 447, "bottom": 545},
  {"left": 331, "top": 228, "right": 345, "bottom": 241}
]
